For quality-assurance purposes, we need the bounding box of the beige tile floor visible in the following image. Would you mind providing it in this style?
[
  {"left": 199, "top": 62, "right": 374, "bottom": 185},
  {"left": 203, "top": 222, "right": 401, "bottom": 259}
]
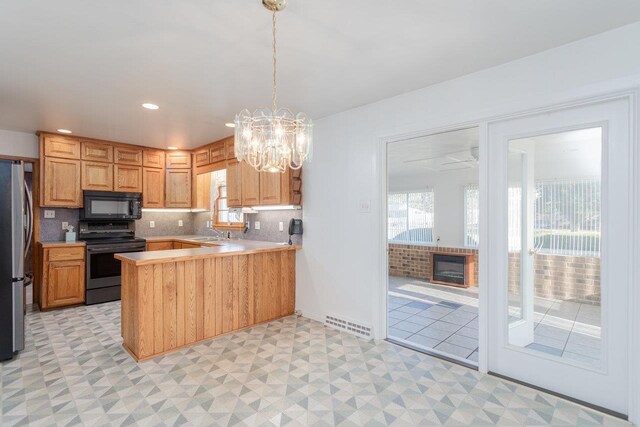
[{"left": 388, "top": 276, "right": 602, "bottom": 368}]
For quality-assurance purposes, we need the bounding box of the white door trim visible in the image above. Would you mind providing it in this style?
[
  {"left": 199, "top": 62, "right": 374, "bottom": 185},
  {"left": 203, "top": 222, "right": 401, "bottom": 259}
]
[{"left": 375, "top": 87, "right": 639, "bottom": 423}]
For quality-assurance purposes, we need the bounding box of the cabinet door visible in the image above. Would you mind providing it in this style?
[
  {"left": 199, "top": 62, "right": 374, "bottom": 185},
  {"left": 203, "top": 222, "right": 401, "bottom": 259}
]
[
  {"left": 43, "top": 135, "right": 80, "bottom": 159},
  {"left": 194, "top": 148, "right": 210, "bottom": 167},
  {"left": 241, "top": 162, "right": 260, "bottom": 206},
  {"left": 166, "top": 151, "right": 192, "bottom": 169},
  {"left": 81, "top": 141, "right": 113, "bottom": 162},
  {"left": 114, "top": 165, "right": 143, "bottom": 192},
  {"left": 195, "top": 173, "right": 212, "bottom": 210},
  {"left": 209, "top": 141, "right": 226, "bottom": 164},
  {"left": 43, "top": 158, "right": 82, "bottom": 207},
  {"left": 225, "top": 137, "right": 235, "bottom": 160},
  {"left": 166, "top": 169, "right": 192, "bottom": 207},
  {"left": 143, "top": 167, "right": 165, "bottom": 208},
  {"left": 143, "top": 149, "right": 165, "bottom": 169},
  {"left": 81, "top": 161, "right": 114, "bottom": 191},
  {"left": 259, "top": 171, "right": 284, "bottom": 205},
  {"left": 226, "top": 160, "right": 242, "bottom": 207},
  {"left": 46, "top": 260, "right": 85, "bottom": 308},
  {"left": 115, "top": 147, "right": 143, "bottom": 165},
  {"left": 146, "top": 241, "right": 174, "bottom": 251}
]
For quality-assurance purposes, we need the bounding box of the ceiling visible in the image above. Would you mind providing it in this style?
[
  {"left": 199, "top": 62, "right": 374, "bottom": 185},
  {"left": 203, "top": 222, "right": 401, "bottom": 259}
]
[
  {"left": 1, "top": 1, "right": 640, "bottom": 150},
  {"left": 388, "top": 127, "right": 479, "bottom": 178}
]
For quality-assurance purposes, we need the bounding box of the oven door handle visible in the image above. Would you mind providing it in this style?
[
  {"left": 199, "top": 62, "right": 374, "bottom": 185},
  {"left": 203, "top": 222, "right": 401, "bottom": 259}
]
[{"left": 87, "top": 245, "right": 146, "bottom": 253}]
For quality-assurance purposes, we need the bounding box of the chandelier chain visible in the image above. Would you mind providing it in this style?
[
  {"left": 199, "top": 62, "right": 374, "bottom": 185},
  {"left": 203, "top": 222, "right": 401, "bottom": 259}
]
[{"left": 272, "top": 10, "right": 277, "bottom": 112}]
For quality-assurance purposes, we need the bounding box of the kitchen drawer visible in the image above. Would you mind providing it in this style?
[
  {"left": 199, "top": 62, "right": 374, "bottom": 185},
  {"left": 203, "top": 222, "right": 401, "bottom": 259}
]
[
  {"left": 146, "top": 241, "right": 174, "bottom": 251},
  {"left": 47, "top": 246, "right": 85, "bottom": 262}
]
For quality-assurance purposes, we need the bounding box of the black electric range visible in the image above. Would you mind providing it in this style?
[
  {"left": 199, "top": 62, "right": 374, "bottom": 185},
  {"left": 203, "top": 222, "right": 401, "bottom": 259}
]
[{"left": 78, "top": 221, "right": 146, "bottom": 305}]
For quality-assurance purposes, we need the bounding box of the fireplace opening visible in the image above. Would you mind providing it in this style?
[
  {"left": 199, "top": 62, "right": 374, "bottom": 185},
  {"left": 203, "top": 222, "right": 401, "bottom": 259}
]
[{"left": 432, "top": 254, "right": 466, "bottom": 286}]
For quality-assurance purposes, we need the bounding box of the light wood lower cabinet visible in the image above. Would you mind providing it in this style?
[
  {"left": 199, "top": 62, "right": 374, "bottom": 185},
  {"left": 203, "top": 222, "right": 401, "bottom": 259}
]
[
  {"left": 82, "top": 161, "right": 114, "bottom": 191},
  {"left": 142, "top": 168, "right": 165, "bottom": 208},
  {"left": 43, "top": 157, "right": 82, "bottom": 207},
  {"left": 115, "top": 165, "right": 143, "bottom": 192},
  {"left": 38, "top": 244, "right": 85, "bottom": 310},
  {"left": 166, "top": 169, "right": 192, "bottom": 207},
  {"left": 119, "top": 249, "right": 297, "bottom": 361},
  {"left": 146, "top": 241, "right": 175, "bottom": 251}
]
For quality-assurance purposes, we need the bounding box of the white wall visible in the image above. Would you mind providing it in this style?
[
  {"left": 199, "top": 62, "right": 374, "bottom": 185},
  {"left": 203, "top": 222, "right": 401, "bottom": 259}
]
[
  {"left": 297, "top": 22, "right": 640, "bottom": 333},
  {"left": 0, "top": 129, "right": 38, "bottom": 158},
  {"left": 389, "top": 167, "right": 478, "bottom": 247}
]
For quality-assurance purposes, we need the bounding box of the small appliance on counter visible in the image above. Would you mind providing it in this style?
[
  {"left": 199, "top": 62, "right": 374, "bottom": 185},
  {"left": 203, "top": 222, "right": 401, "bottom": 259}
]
[
  {"left": 288, "top": 218, "right": 303, "bottom": 245},
  {"left": 0, "top": 159, "right": 31, "bottom": 360},
  {"left": 79, "top": 220, "right": 146, "bottom": 305}
]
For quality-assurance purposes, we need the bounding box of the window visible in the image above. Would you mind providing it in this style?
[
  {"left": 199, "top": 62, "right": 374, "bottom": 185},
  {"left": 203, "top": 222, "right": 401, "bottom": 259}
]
[
  {"left": 212, "top": 170, "right": 244, "bottom": 229},
  {"left": 464, "top": 185, "right": 479, "bottom": 247},
  {"left": 388, "top": 190, "right": 434, "bottom": 244},
  {"left": 465, "top": 179, "right": 601, "bottom": 256}
]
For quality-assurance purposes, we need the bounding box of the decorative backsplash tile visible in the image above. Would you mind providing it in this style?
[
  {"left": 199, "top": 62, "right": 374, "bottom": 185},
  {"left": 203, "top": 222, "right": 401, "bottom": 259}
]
[
  {"left": 135, "top": 211, "right": 195, "bottom": 237},
  {"left": 39, "top": 208, "right": 302, "bottom": 245},
  {"left": 39, "top": 208, "right": 80, "bottom": 242}
]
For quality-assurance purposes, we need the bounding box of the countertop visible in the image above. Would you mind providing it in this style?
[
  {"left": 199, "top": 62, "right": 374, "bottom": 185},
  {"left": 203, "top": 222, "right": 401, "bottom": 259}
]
[
  {"left": 116, "top": 238, "right": 301, "bottom": 266},
  {"left": 39, "top": 241, "right": 86, "bottom": 248}
]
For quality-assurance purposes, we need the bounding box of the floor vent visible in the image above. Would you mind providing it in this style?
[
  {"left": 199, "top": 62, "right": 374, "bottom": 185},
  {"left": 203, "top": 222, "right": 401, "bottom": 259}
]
[{"left": 325, "top": 314, "right": 373, "bottom": 339}]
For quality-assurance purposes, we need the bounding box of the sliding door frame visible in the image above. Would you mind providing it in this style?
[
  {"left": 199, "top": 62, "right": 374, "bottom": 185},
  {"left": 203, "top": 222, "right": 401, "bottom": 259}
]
[{"left": 375, "top": 87, "right": 639, "bottom": 423}]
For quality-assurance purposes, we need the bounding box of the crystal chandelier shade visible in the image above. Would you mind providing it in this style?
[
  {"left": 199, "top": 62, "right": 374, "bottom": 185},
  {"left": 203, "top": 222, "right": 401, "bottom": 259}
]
[{"left": 234, "top": 0, "right": 313, "bottom": 173}]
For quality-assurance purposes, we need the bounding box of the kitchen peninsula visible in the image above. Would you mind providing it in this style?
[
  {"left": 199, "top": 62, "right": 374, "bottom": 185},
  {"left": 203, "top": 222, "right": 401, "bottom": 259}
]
[{"left": 115, "top": 240, "right": 300, "bottom": 361}]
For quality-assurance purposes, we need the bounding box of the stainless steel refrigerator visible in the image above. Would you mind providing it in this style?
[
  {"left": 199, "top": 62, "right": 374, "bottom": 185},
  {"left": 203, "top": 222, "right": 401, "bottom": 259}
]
[{"left": 0, "top": 159, "right": 31, "bottom": 360}]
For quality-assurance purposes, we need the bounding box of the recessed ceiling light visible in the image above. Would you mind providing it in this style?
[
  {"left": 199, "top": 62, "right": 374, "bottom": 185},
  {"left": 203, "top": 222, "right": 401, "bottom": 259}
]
[
  {"left": 142, "top": 103, "right": 159, "bottom": 110},
  {"left": 225, "top": 122, "right": 235, "bottom": 128},
  {"left": 167, "top": 146, "right": 178, "bottom": 150},
  {"left": 57, "top": 129, "right": 72, "bottom": 134}
]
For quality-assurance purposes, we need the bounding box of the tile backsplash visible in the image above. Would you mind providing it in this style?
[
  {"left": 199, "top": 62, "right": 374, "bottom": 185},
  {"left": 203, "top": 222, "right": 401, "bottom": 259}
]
[
  {"left": 39, "top": 208, "right": 80, "bottom": 242},
  {"left": 194, "top": 209, "right": 303, "bottom": 245},
  {"left": 135, "top": 211, "right": 194, "bottom": 237},
  {"left": 39, "top": 208, "right": 302, "bottom": 244}
]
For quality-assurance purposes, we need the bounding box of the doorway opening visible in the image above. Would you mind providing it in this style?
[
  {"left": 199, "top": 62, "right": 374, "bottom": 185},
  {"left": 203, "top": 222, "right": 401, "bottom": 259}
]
[{"left": 386, "top": 126, "right": 480, "bottom": 366}]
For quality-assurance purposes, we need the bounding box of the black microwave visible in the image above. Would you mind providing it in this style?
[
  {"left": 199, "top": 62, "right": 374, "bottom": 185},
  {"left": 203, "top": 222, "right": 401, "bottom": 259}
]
[{"left": 80, "top": 191, "right": 142, "bottom": 220}]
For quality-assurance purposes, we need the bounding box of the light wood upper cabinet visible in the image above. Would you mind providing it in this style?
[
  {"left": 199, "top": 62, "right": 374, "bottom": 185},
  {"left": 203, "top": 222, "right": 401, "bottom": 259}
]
[
  {"left": 225, "top": 137, "right": 235, "bottom": 160},
  {"left": 114, "top": 165, "right": 143, "bottom": 193},
  {"left": 194, "top": 149, "right": 210, "bottom": 167},
  {"left": 43, "top": 135, "right": 80, "bottom": 159},
  {"left": 142, "top": 167, "right": 165, "bottom": 208},
  {"left": 166, "top": 151, "right": 192, "bottom": 169},
  {"left": 81, "top": 161, "right": 114, "bottom": 191},
  {"left": 209, "top": 141, "right": 226, "bottom": 164},
  {"left": 259, "top": 170, "right": 286, "bottom": 205},
  {"left": 81, "top": 141, "right": 113, "bottom": 162},
  {"left": 226, "top": 160, "right": 242, "bottom": 207},
  {"left": 115, "top": 147, "right": 143, "bottom": 165},
  {"left": 43, "top": 157, "right": 82, "bottom": 207},
  {"left": 241, "top": 161, "right": 260, "bottom": 206},
  {"left": 195, "top": 173, "right": 212, "bottom": 210},
  {"left": 166, "top": 169, "right": 192, "bottom": 207},
  {"left": 143, "top": 149, "right": 165, "bottom": 169}
]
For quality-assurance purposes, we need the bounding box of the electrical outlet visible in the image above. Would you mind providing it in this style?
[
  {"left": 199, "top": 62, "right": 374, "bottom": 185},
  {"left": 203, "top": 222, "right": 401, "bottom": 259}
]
[
  {"left": 178, "top": 220, "right": 183, "bottom": 227},
  {"left": 44, "top": 210, "right": 55, "bottom": 219},
  {"left": 149, "top": 221, "right": 155, "bottom": 228},
  {"left": 61, "top": 221, "right": 69, "bottom": 230},
  {"left": 254, "top": 221, "right": 260, "bottom": 230},
  {"left": 359, "top": 199, "right": 371, "bottom": 213},
  {"left": 279, "top": 222, "right": 284, "bottom": 232}
]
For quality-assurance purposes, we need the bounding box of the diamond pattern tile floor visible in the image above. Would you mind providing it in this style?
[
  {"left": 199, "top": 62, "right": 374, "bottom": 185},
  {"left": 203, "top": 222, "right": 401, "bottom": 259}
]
[{"left": 0, "top": 301, "right": 627, "bottom": 426}]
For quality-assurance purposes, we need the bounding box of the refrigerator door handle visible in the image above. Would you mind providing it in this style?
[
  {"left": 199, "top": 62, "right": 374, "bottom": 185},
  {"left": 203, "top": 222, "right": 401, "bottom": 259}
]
[
  {"left": 24, "top": 179, "right": 33, "bottom": 260},
  {"left": 11, "top": 162, "right": 25, "bottom": 280}
]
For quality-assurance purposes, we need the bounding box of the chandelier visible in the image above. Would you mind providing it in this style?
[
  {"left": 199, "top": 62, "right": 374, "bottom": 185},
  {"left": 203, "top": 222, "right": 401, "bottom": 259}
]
[{"left": 234, "top": 0, "right": 313, "bottom": 173}]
